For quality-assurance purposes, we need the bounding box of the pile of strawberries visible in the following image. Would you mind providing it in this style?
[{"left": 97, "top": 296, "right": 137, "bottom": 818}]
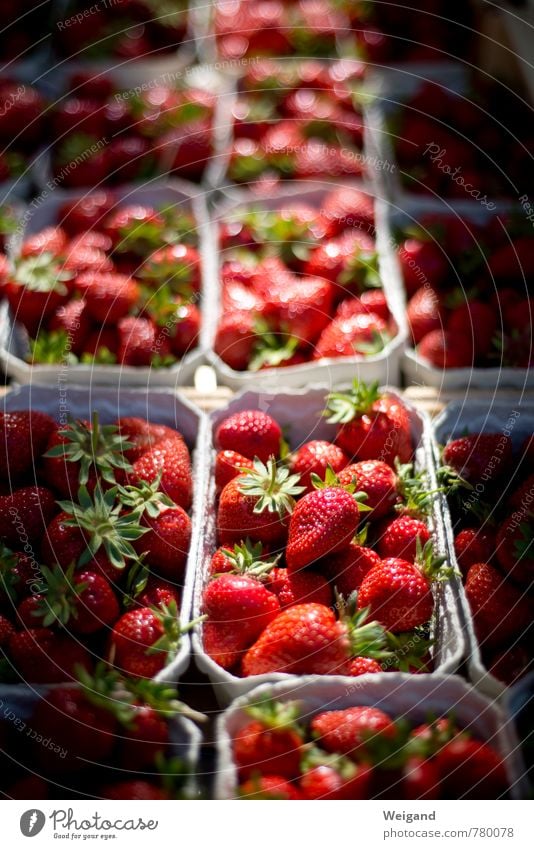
[
  {"left": 201, "top": 382, "right": 453, "bottom": 676},
  {"left": 389, "top": 79, "right": 533, "bottom": 199},
  {"left": 0, "top": 79, "right": 47, "bottom": 185},
  {"left": 441, "top": 430, "right": 534, "bottom": 686},
  {"left": 228, "top": 59, "right": 366, "bottom": 184},
  {"left": 54, "top": 0, "right": 189, "bottom": 61},
  {"left": 230, "top": 697, "right": 508, "bottom": 799},
  {"left": 214, "top": 0, "right": 346, "bottom": 60},
  {"left": 214, "top": 188, "right": 397, "bottom": 371},
  {"left": 0, "top": 192, "right": 201, "bottom": 367},
  {"left": 49, "top": 72, "right": 213, "bottom": 187},
  {"left": 0, "top": 674, "right": 198, "bottom": 800},
  {"left": 0, "top": 407, "right": 194, "bottom": 685},
  {"left": 399, "top": 213, "right": 534, "bottom": 369}
]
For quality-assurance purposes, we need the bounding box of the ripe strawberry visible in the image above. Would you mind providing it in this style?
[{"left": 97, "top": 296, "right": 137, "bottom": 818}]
[
  {"left": 326, "top": 380, "right": 412, "bottom": 465},
  {"left": 217, "top": 458, "right": 303, "bottom": 547},
  {"left": 215, "top": 450, "right": 254, "bottom": 492},
  {"left": 346, "top": 656, "right": 383, "bottom": 676},
  {"left": 21, "top": 226, "right": 67, "bottom": 258},
  {"left": 214, "top": 310, "right": 257, "bottom": 370},
  {"left": 402, "top": 756, "right": 442, "bottom": 800},
  {"left": 325, "top": 540, "right": 381, "bottom": 596},
  {"left": 8, "top": 627, "right": 92, "bottom": 683},
  {"left": 59, "top": 192, "right": 115, "bottom": 235},
  {"left": 267, "top": 566, "right": 332, "bottom": 608},
  {"left": 109, "top": 601, "right": 183, "bottom": 679},
  {"left": 286, "top": 486, "right": 363, "bottom": 572},
  {"left": 454, "top": 527, "right": 495, "bottom": 576},
  {"left": 314, "top": 312, "right": 389, "bottom": 360},
  {"left": 103, "top": 205, "right": 165, "bottom": 252},
  {"left": 233, "top": 697, "right": 303, "bottom": 780},
  {"left": 117, "top": 316, "right": 167, "bottom": 367},
  {"left": 61, "top": 242, "right": 112, "bottom": 275},
  {"left": 136, "top": 506, "right": 192, "bottom": 581},
  {"left": 290, "top": 441, "right": 348, "bottom": 493},
  {"left": 5, "top": 254, "right": 72, "bottom": 335},
  {"left": 464, "top": 561, "right": 532, "bottom": 650},
  {"left": 358, "top": 541, "right": 451, "bottom": 632},
  {"left": 203, "top": 619, "right": 246, "bottom": 670},
  {"left": 30, "top": 685, "right": 116, "bottom": 772},
  {"left": 418, "top": 329, "right": 473, "bottom": 368},
  {"left": 509, "top": 473, "right": 534, "bottom": 512},
  {"left": 377, "top": 515, "right": 431, "bottom": 562},
  {"left": 82, "top": 326, "right": 118, "bottom": 361},
  {"left": 0, "top": 410, "right": 55, "bottom": 481},
  {"left": 115, "top": 417, "right": 181, "bottom": 463},
  {"left": 216, "top": 410, "right": 282, "bottom": 463},
  {"left": 398, "top": 238, "right": 447, "bottom": 295},
  {"left": 321, "top": 187, "right": 375, "bottom": 237},
  {"left": 74, "top": 271, "right": 139, "bottom": 323},
  {"left": 131, "top": 437, "right": 193, "bottom": 511},
  {"left": 49, "top": 299, "right": 91, "bottom": 355},
  {"left": 495, "top": 515, "right": 533, "bottom": 586},
  {"left": 0, "top": 614, "right": 14, "bottom": 649},
  {"left": 443, "top": 433, "right": 513, "bottom": 486},
  {"left": 338, "top": 460, "right": 397, "bottom": 520},
  {"left": 448, "top": 301, "right": 497, "bottom": 358},
  {"left": 0, "top": 486, "right": 57, "bottom": 548},
  {"left": 300, "top": 760, "right": 372, "bottom": 800},
  {"left": 304, "top": 231, "right": 377, "bottom": 289},
  {"left": 407, "top": 286, "right": 444, "bottom": 344},
  {"left": 434, "top": 737, "right": 508, "bottom": 799},
  {"left": 141, "top": 244, "right": 201, "bottom": 296},
  {"left": 311, "top": 706, "right": 395, "bottom": 758},
  {"left": 203, "top": 573, "right": 280, "bottom": 643},
  {"left": 208, "top": 539, "right": 278, "bottom": 578},
  {"left": 239, "top": 775, "right": 302, "bottom": 800}
]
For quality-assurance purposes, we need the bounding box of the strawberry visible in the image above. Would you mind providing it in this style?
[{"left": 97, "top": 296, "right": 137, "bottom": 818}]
[
  {"left": 290, "top": 441, "right": 348, "bottom": 493},
  {"left": 203, "top": 573, "right": 280, "bottom": 644},
  {"left": 299, "top": 760, "right": 372, "bottom": 800},
  {"left": 82, "top": 327, "right": 118, "bottom": 361},
  {"left": 0, "top": 614, "right": 14, "bottom": 649},
  {"left": 115, "top": 417, "right": 181, "bottom": 463},
  {"left": 130, "top": 437, "right": 193, "bottom": 511},
  {"left": 74, "top": 271, "right": 139, "bottom": 323},
  {"left": 216, "top": 410, "right": 282, "bottom": 463},
  {"left": 203, "top": 620, "right": 246, "bottom": 670},
  {"left": 448, "top": 301, "right": 497, "bottom": 358},
  {"left": 5, "top": 254, "right": 72, "bottom": 335},
  {"left": 418, "top": 329, "right": 473, "bottom": 368},
  {"left": 131, "top": 575, "right": 181, "bottom": 611},
  {"left": 443, "top": 433, "right": 513, "bottom": 486},
  {"left": 30, "top": 685, "right": 116, "bottom": 772},
  {"left": 321, "top": 187, "right": 375, "bottom": 237},
  {"left": 135, "top": 506, "right": 192, "bottom": 581},
  {"left": 140, "top": 244, "right": 201, "bottom": 296},
  {"left": 239, "top": 776, "right": 302, "bottom": 800},
  {"left": 52, "top": 97, "right": 106, "bottom": 139},
  {"left": 325, "top": 539, "right": 381, "bottom": 596},
  {"left": 215, "top": 450, "right": 254, "bottom": 493},
  {"left": 495, "top": 515, "right": 533, "bottom": 586},
  {"left": 21, "top": 226, "right": 67, "bottom": 258},
  {"left": 454, "top": 527, "right": 495, "bottom": 576},
  {"left": 325, "top": 381, "right": 412, "bottom": 465},
  {"left": 0, "top": 486, "right": 57, "bottom": 548},
  {"left": 117, "top": 316, "right": 168, "bottom": 367},
  {"left": 398, "top": 238, "right": 447, "bottom": 295},
  {"left": 0, "top": 410, "right": 55, "bottom": 481},
  {"left": 407, "top": 286, "right": 444, "bottom": 344},
  {"left": 311, "top": 706, "right": 395, "bottom": 758},
  {"left": 48, "top": 299, "right": 91, "bottom": 355},
  {"left": 377, "top": 515, "right": 431, "bottom": 562},
  {"left": 60, "top": 242, "right": 112, "bottom": 275},
  {"left": 0, "top": 83, "right": 45, "bottom": 144},
  {"left": 434, "top": 737, "right": 508, "bottom": 799},
  {"left": 214, "top": 310, "right": 257, "bottom": 371},
  {"left": 286, "top": 485, "right": 364, "bottom": 572},
  {"left": 401, "top": 756, "right": 442, "bottom": 800},
  {"left": 208, "top": 539, "right": 278, "bottom": 578},
  {"left": 217, "top": 458, "right": 304, "bottom": 547},
  {"left": 464, "top": 561, "right": 532, "bottom": 650},
  {"left": 233, "top": 697, "right": 303, "bottom": 780},
  {"left": 338, "top": 460, "right": 397, "bottom": 520},
  {"left": 314, "top": 312, "right": 389, "bottom": 360},
  {"left": 346, "top": 656, "right": 383, "bottom": 676},
  {"left": 109, "top": 601, "right": 184, "bottom": 679},
  {"left": 8, "top": 627, "right": 92, "bottom": 683},
  {"left": 358, "top": 541, "right": 452, "bottom": 632},
  {"left": 58, "top": 192, "right": 114, "bottom": 235},
  {"left": 268, "top": 566, "right": 332, "bottom": 608}
]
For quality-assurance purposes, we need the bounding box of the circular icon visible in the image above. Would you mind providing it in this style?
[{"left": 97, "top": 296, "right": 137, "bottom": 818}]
[{"left": 20, "top": 810, "right": 46, "bottom": 838}]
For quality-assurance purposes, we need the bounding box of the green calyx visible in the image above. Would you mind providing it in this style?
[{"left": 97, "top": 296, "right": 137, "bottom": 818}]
[
  {"left": 29, "top": 330, "right": 77, "bottom": 365},
  {"left": 352, "top": 329, "right": 391, "bottom": 357},
  {"left": 514, "top": 522, "right": 534, "bottom": 562},
  {"left": 216, "top": 539, "right": 281, "bottom": 580},
  {"left": 414, "top": 538, "right": 457, "bottom": 582},
  {"left": 117, "top": 472, "right": 174, "bottom": 519},
  {"left": 339, "top": 247, "right": 381, "bottom": 290},
  {"left": 382, "top": 628, "right": 434, "bottom": 673},
  {"left": 301, "top": 746, "right": 360, "bottom": 780},
  {"left": 325, "top": 379, "right": 381, "bottom": 424},
  {"left": 310, "top": 465, "right": 373, "bottom": 512},
  {"left": 249, "top": 322, "right": 300, "bottom": 372},
  {"left": 32, "top": 563, "right": 88, "bottom": 628},
  {"left": 245, "top": 694, "right": 303, "bottom": 733},
  {"left": 237, "top": 457, "right": 305, "bottom": 516},
  {"left": 395, "top": 460, "right": 439, "bottom": 518},
  {"left": 59, "top": 485, "right": 148, "bottom": 571},
  {"left": 144, "top": 601, "right": 204, "bottom": 666},
  {"left": 45, "top": 411, "right": 133, "bottom": 487},
  {"left": 338, "top": 599, "right": 392, "bottom": 663},
  {"left": 0, "top": 543, "right": 22, "bottom": 604},
  {"left": 13, "top": 253, "right": 72, "bottom": 295}
]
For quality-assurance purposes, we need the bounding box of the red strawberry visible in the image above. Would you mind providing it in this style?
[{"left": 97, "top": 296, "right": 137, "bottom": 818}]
[
  {"left": 398, "top": 238, "right": 447, "bottom": 296},
  {"left": 109, "top": 601, "right": 183, "bottom": 679},
  {"left": 117, "top": 316, "right": 169, "bottom": 367},
  {"left": 0, "top": 410, "right": 55, "bottom": 481},
  {"left": 217, "top": 458, "right": 303, "bottom": 547},
  {"left": 0, "top": 613, "right": 14, "bottom": 648},
  {"left": 61, "top": 243, "right": 112, "bottom": 275},
  {"left": 0, "top": 83, "right": 45, "bottom": 144},
  {"left": 326, "top": 380, "right": 412, "bottom": 465},
  {"left": 49, "top": 299, "right": 91, "bottom": 355},
  {"left": 290, "top": 441, "right": 348, "bottom": 493},
  {"left": 8, "top": 627, "right": 92, "bottom": 683},
  {"left": 216, "top": 410, "right": 282, "bottom": 463},
  {"left": 464, "top": 561, "right": 532, "bottom": 650},
  {"left": 5, "top": 254, "right": 72, "bottom": 335},
  {"left": 208, "top": 539, "right": 276, "bottom": 578},
  {"left": 0, "top": 486, "right": 57, "bottom": 548},
  {"left": 134, "top": 576, "right": 181, "bottom": 610},
  {"left": 214, "top": 310, "right": 257, "bottom": 370},
  {"left": 418, "top": 329, "right": 473, "bottom": 368},
  {"left": 346, "top": 656, "right": 383, "bottom": 676},
  {"left": 402, "top": 756, "right": 442, "bottom": 800},
  {"left": 443, "top": 433, "right": 513, "bottom": 486},
  {"left": 407, "top": 286, "right": 444, "bottom": 344},
  {"left": 75, "top": 271, "right": 139, "bottom": 323},
  {"left": 495, "top": 515, "right": 533, "bottom": 587},
  {"left": 321, "top": 187, "right": 375, "bottom": 237},
  {"left": 233, "top": 697, "right": 303, "bottom": 780},
  {"left": 454, "top": 527, "right": 495, "bottom": 576},
  {"left": 314, "top": 312, "right": 389, "bottom": 360},
  {"left": 59, "top": 192, "right": 115, "bottom": 235},
  {"left": 203, "top": 620, "right": 245, "bottom": 670},
  {"left": 21, "top": 226, "right": 67, "bottom": 258},
  {"left": 239, "top": 775, "right": 302, "bottom": 800},
  {"left": 300, "top": 761, "right": 372, "bottom": 800},
  {"left": 434, "top": 737, "right": 508, "bottom": 799},
  {"left": 30, "top": 686, "right": 116, "bottom": 771},
  {"left": 54, "top": 134, "right": 110, "bottom": 188},
  {"left": 136, "top": 506, "right": 191, "bottom": 581},
  {"left": 448, "top": 301, "right": 497, "bottom": 358},
  {"left": 325, "top": 540, "right": 381, "bottom": 596},
  {"left": 286, "top": 486, "right": 363, "bottom": 572},
  {"left": 310, "top": 706, "right": 395, "bottom": 758},
  {"left": 215, "top": 450, "right": 254, "bottom": 492},
  {"left": 115, "top": 417, "right": 181, "bottom": 463},
  {"left": 203, "top": 573, "right": 280, "bottom": 644},
  {"left": 131, "top": 437, "right": 192, "bottom": 511},
  {"left": 268, "top": 566, "right": 332, "bottom": 608},
  {"left": 52, "top": 97, "right": 106, "bottom": 139},
  {"left": 377, "top": 515, "right": 431, "bottom": 562},
  {"left": 358, "top": 541, "right": 450, "bottom": 632},
  {"left": 338, "top": 460, "right": 397, "bottom": 520}
]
